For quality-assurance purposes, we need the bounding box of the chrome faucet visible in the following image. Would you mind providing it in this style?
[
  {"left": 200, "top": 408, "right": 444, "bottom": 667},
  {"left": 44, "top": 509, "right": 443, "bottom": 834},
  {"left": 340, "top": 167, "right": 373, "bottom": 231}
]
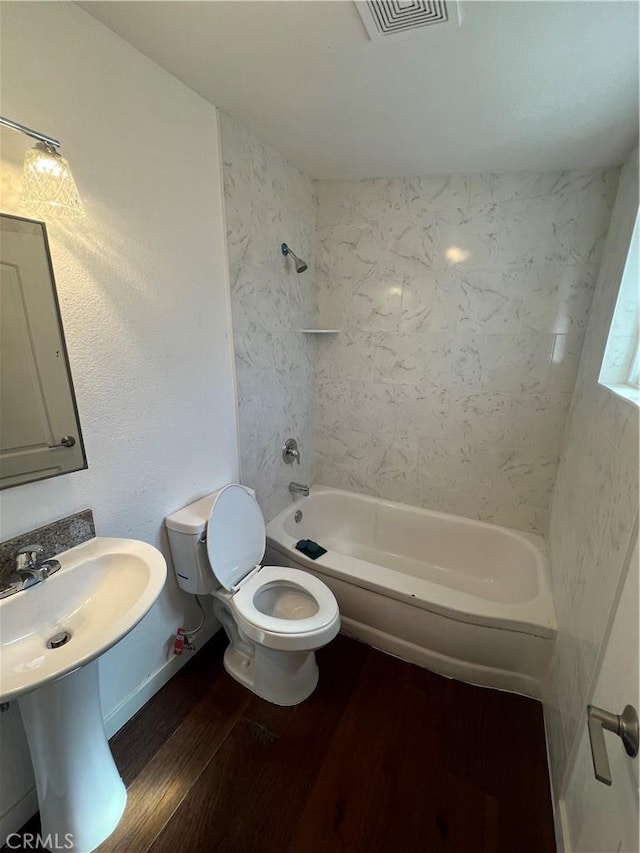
[
  {"left": 16, "top": 544, "right": 60, "bottom": 581},
  {"left": 289, "top": 482, "right": 310, "bottom": 497},
  {"left": 16, "top": 543, "right": 44, "bottom": 573},
  {"left": 0, "top": 543, "right": 61, "bottom": 599}
]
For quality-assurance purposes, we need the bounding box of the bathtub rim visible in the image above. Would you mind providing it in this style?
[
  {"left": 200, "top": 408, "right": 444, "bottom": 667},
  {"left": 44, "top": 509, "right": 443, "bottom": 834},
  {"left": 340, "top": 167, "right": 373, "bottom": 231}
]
[{"left": 265, "top": 486, "right": 557, "bottom": 640}]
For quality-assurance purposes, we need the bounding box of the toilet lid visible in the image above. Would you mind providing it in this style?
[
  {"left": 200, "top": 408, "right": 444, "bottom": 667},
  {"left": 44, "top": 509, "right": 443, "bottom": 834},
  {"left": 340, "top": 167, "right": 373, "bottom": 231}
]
[{"left": 206, "top": 484, "right": 266, "bottom": 590}]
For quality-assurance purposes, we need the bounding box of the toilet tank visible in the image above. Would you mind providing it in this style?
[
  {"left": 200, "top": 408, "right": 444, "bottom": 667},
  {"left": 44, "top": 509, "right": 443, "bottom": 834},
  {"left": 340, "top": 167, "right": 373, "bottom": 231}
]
[
  {"left": 165, "top": 492, "right": 219, "bottom": 595},
  {"left": 165, "top": 487, "right": 258, "bottom": 595}
]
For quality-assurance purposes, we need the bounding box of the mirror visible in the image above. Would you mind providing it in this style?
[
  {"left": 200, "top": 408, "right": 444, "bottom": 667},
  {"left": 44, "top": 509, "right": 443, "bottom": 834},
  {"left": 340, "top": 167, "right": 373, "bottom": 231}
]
[{"left": 0, "top": 213, "right": 87, "bottom": 488}]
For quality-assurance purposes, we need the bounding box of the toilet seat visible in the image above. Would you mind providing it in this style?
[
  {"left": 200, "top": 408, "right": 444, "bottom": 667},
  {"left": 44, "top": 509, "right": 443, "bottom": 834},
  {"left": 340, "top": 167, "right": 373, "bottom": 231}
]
[{"left": 232, "top": 565, "right": 339, "bottom": 636}]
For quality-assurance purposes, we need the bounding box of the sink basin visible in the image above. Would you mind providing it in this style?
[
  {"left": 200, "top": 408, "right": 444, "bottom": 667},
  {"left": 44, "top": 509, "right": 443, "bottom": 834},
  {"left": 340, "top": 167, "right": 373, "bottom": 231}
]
[
  {"left": 1, "top": 537, "right": 167, "bottom": 702},
  {"left": 0, "top": 536, "right": 167, "bottom": 852}
]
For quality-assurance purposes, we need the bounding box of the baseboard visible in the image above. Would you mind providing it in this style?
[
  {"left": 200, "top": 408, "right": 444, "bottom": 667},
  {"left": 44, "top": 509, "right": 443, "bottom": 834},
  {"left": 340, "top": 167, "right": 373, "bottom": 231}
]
[
  {"left": 104, "top": 620, "right": 219, "bottom": 738},
  {"left": 556, "top": 799, "right": 572, "bottom": 853},
  {"left": 0, "top": 621, "right": 221, "bottom": 844},
  {"left": 541, "top": 709, "right": 566, "bottom": 853},
  {"left": 0, "top": 788, "right": 38, "bottom": 847}
]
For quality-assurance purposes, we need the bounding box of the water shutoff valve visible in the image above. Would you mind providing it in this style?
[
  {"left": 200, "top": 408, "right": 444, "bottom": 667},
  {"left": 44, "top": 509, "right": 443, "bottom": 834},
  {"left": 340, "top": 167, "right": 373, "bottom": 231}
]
[{"left": 173, "top": 628, "right": 196, "bottom": 656}]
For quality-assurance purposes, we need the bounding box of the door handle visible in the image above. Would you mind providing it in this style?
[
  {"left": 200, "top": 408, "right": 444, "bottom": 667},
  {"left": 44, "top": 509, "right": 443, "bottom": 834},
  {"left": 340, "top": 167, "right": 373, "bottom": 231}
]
[
  {"left": 48, "top": 435, "right": 76, "bottom": 449},
  {"left": 587, "top": 704, "right": 639, "bottom": 785}
]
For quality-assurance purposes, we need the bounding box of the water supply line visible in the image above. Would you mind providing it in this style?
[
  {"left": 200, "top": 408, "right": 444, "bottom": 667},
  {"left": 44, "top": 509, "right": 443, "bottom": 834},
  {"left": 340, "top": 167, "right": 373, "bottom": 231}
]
[{"left": 184, "top": 595, "right": 206, "bottom": 645}]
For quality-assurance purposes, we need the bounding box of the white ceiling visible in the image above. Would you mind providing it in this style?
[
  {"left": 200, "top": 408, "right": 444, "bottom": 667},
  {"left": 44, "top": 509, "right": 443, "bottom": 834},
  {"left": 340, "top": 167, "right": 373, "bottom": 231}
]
[{"left": 79, "top": 0, "right": 639, "bottom": 179}]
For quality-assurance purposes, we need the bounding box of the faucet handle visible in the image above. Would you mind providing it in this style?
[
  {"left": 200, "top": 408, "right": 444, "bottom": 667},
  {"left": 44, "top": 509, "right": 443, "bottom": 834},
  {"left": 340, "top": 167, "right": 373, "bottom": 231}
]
[
  {"left": 283, "top": 438, "right": 301, "bottom": 465},
  {"left": 16, "top": 543, "right": 44, "bottom": 571}
]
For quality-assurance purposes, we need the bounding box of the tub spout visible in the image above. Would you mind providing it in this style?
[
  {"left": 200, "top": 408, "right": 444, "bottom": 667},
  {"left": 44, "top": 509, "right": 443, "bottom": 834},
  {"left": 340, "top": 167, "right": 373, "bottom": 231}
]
[{"left": 289, "top": 482, "right": 309, "bottom": 497}]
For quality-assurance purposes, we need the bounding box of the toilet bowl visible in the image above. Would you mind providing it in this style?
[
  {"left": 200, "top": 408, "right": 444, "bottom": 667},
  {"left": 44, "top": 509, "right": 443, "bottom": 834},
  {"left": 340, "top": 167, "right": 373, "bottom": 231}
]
[{"left": 165, "top": 484, "right": 340, "bottom": 705}]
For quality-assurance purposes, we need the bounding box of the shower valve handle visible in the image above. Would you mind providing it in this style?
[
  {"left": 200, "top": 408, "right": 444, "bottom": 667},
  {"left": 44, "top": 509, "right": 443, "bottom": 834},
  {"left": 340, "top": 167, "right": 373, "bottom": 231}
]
[{"left": 283, "top": 438, "right": 300, "bottom": 465}]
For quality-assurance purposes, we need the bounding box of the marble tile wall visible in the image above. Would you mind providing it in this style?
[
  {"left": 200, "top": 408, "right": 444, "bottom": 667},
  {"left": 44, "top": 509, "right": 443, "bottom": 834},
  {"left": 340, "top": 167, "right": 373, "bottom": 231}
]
[
  {"left": 543, "top": 146, "right": 639, "bottom": 830},
  {"left": 220, "top": 113, "right": 318, "bottom": 521},
  {"left": 314, "top": 169, "right": 619, "bottom": 533}
]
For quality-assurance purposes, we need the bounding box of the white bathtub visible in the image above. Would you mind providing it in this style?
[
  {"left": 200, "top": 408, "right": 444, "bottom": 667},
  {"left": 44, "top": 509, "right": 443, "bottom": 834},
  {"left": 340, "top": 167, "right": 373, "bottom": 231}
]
[{"left": 265, "top": 486, "right": 557, "bottom": 697}]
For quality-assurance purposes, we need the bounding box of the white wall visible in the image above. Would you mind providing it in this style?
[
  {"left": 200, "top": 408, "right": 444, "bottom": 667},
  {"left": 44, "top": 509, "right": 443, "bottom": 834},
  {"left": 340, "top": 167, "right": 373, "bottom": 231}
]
[
  {"left": 543, "top": 145, "right": 639, "bottom": 841},
  {"left": 220, "top": 113, "right": 318, "bottom": 521},
  {"left": 0, "top": 2, "right": 238, "bottom": 836},
  {"left": 314, "top": 171, "right": 617, "bottom": 533}
]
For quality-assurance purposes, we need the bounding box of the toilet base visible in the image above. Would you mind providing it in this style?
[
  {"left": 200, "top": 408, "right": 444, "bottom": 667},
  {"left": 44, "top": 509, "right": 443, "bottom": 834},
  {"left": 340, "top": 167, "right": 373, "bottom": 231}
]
[{"left": 223, "top": 642, "right": 319, "bottom": 706}]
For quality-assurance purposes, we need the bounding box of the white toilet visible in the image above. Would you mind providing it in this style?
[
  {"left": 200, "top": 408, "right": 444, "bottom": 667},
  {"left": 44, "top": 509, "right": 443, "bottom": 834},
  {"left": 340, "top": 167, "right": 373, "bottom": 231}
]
[{"left": 165, "top": 484, "right": 340, "bottom": 706}]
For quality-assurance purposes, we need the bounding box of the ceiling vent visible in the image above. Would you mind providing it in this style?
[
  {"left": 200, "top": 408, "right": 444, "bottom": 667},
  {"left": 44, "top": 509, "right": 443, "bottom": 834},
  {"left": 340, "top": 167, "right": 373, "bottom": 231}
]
[{"left": 356, "top": 1, "right": 453, "bottom": 39}]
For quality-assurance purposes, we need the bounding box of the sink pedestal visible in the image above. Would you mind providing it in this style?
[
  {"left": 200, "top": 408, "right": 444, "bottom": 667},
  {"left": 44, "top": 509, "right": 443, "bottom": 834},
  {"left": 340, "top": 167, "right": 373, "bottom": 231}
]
[{"left": 18, "top": 660, "right": 126, "bottom": 853}]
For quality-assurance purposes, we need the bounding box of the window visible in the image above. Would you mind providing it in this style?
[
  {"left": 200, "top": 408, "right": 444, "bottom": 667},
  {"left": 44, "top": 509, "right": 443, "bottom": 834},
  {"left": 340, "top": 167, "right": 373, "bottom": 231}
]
[
  {"left": 599, "top": 212, "right": 639, "bottom": 406},
  {"left": 627, "top": 337, "right": 640, "bottom": 389}
]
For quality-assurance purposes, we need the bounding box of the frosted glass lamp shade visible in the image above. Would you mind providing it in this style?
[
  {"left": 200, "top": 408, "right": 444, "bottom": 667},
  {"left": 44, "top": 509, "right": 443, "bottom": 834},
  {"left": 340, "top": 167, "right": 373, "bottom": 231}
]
[{"left": 21, "top": 143, "right": 85, "bottom": 218}]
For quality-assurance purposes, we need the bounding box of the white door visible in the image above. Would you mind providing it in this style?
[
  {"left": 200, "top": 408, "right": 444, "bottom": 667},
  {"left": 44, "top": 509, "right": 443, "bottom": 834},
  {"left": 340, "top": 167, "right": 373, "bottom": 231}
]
[{"left": 564, "top": 531, "right": 639, "bottom": 853}]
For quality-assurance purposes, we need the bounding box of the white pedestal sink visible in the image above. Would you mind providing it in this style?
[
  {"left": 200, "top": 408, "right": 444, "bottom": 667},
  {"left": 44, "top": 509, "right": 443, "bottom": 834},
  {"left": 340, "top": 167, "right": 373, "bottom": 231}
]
[
  {"left": 18, "top": 663, "right": 127, "bottom": 852},
  {"left": 0, "top": 537, "right": 167, "bottom": 853}
]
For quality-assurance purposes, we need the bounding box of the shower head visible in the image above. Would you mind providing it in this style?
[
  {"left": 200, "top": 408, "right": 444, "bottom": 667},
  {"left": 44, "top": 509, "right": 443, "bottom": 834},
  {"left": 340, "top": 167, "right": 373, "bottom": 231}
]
[{"left": 281, "top": 242, "right": 308, "bottom": 274}]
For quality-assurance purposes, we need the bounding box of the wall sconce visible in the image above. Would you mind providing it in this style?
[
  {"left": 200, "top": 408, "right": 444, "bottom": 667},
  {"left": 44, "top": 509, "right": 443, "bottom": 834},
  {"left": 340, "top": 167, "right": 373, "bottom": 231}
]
[{"left": 0, "top": 116, "right": 85, "bottom": 219}]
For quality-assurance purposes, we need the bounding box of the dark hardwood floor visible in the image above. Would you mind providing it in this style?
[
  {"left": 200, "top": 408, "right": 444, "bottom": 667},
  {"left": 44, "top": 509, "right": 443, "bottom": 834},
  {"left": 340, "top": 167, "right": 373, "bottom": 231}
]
[{"left": 6, "top": 633, "right": 556, "bottom": 853}]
